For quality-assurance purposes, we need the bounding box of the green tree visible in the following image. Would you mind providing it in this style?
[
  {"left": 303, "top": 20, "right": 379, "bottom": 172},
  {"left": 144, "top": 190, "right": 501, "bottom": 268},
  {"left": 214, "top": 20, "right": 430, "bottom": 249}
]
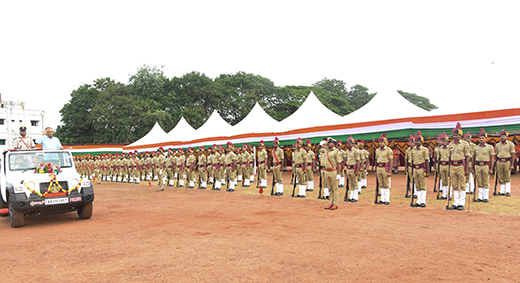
[
  {"left": 347, "top": 84, "right": 376, "bottom": 112},
  {"left": 214, "top": 72, "right": 276, "bottom": 125},
  {"left": 398, "top": 90, "right": 438, "bottom": 111},
  {"left": 263, "top": 85, "right": 310, "bottom": 121},
  {"left": 312, "top": 78, "right": 353, "bottom": 116}
]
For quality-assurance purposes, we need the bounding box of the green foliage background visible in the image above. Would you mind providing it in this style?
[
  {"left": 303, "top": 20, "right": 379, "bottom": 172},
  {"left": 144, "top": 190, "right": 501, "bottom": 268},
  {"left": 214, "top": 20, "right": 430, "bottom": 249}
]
[{"left": 56, "top": 65, "right": 437, "bottom": 144}]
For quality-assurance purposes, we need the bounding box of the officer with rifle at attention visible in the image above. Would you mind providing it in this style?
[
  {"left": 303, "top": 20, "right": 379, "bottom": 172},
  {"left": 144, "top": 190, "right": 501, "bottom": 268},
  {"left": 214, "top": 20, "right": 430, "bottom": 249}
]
[
  {"left": 495, "top": 127, "right": 515, "bottom": 196},
  {"left": 473, "top": 128, "right": 495, "bottom": 203},
  {"left": 304, "top": 139, "right": 316, "bottom": 192},
  {"left": 411, "top": 131, "right": 430, "bottom": 208},
  {"left": 257, "top": 140, "right": 268, "bottom": 194},
  {"left": 344, "top": 136, "right": 361, "bottom": 203},
  {"left": 448, "top": 123, "right": 470, "bottom": 210},
  {"left": 375, "top": 134, "right": 393, "bottom": 205},
  {"left": 436, "top": 132, "right": 451, "bottom": 199},
  {"left": 272, "top": 137, "right": 285, "bottom": 196}
]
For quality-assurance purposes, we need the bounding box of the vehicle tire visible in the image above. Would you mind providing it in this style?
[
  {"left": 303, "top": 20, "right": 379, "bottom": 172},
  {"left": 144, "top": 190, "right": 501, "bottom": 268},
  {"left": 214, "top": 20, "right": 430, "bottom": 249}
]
[
  {"left": 77, "top": 202, "right": 93, "bottom": 219},
  {"left": 8, "top": 198, "right": 24, "bottom": 228}
]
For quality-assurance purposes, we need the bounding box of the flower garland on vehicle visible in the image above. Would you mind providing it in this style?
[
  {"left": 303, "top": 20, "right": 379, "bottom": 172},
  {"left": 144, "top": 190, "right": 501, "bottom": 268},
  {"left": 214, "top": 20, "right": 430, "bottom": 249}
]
[{"left": 24, "top": 162, "right": 81, "bottom": 196}]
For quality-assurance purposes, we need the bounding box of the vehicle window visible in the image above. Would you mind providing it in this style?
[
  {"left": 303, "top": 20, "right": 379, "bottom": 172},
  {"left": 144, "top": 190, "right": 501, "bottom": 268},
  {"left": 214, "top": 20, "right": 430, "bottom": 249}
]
[{"left": 9, "top": 151, "right": 73, "bottom": 171}]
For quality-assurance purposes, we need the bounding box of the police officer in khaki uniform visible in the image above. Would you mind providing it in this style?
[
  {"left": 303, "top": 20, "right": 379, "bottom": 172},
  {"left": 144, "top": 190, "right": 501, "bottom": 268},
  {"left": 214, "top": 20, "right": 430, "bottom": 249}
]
[
  {"left": 185, "top": 148, "right": 196, "bottom": 188},
  {"left": 224, "top": 142, "right": 237, "bottom": 191},
  {"left": 359, "top": 139, "right": 369, "bottom": 189},
  {"left": 293, "top": 138, "right": 307, "bottom": 198},
  {"left": 473, "top": 128, "right": 495, "bottom": 202},
  {"left": 337, "top": 140, "right": 346, "bottom": 188},
  {"left": 304, "top": 139, "right": 316, "bottom": 192},
  {"left": 212, "top": 145, "right": 222, "bottom": 190},
  {"left": 436, "top": 132, "right": 451, "bottom": 199},
  {"left": 13, "top": 126, "right": 36, "bottom": 149},
  {"left": 272, "top": 137, "right": 285, "bottom": 196},
  {"left": 375, "top": 134, "right": 393, "bottom": 205},
  {"left": 198, "top": 146, "right": 208, "bottom": 189},
  {"left": 155, "top": 149, "right": 167, "bottom": 191},
  {"left": 355, "top": 141, "right": 366, "bottom": 195},
  {"left": 344, "top": 136, "right": 361, "bottom": 202},
  {"left": 317, "top": 139, "right": 330, "bottom": 199},
  {"left": 464, "top": 131, "right": 477, "bottom": 194},
  {"left": 405, "top": 135, "right": 416, "bottom": 197},
  {"left": 448, "top": 123, "right": 470, "bottom": 210},
  {"left": 257, "top": 140, "right": 268, "bottom": 194},
  {"left": 322, "top": 137, "right": 343, "bottom": 210},
  {"left": 496, "top": 127, "right": 515, "bottom": 196},
  {"left": 176, "top": 149, "right": 186, "bottom": 187},
  {"left": 412, "top": 131, "right": 430, "bottom": 207}
]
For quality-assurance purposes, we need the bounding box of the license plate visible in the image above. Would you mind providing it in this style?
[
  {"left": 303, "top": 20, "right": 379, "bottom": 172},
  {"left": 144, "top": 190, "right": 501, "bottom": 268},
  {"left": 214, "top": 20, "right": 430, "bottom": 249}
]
[{"left": 45, "top": 197, "right": 69, "bottom": 205}]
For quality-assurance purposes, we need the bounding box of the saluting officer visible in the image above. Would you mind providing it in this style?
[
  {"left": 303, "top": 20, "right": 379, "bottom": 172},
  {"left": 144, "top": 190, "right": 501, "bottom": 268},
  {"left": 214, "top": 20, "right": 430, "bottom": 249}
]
[
  {"left": 496, "top": 127, "right": 515, "bottom": 196},
  {"left": 473, "top": 128, "right": 495, "bottom": 202}
]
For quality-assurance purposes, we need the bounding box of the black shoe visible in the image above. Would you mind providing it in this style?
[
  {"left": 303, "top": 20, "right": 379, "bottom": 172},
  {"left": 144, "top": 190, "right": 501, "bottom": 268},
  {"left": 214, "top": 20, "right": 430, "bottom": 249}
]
[
  {"left": 362, "top": 186, "right": 366, "bottom": 189},
  {"left": 359, "top": 191, "right": 362, "bottom": 195},
  {"left": 325, "top": 196, "right": 330, "bottom": 200},
  {"left": 338, "top": 184, "right": 344, "bottom": 188},
  {"left": 300, "top": 195, "right": 306, "bottom": 198},
  {"left": 439, "top": 196, "right": 446, "bottom": 200},
  {"left": 295, "top": 195, "right": 301, "bottom": 198},
  {"left": 384, "top": 202, "right": 390, "bottom": 205},
  {"left": 448, "top": 205, "right": 457, "bottom": 210},
  {"left": 229, "top": 189, "right": 235, "bottom": 192},
  {"left": 413, "top": 195, "right": 417, "bottom": 199},
  {"left": 344, "top": 199, "right": 351, "bottom": 202},
  {"left": 377, "top": 201, "right": 383, "bottom": 204},
  {"left": 475, "top": 199, "right": 482, "bottom": 202},
  {"left": 483, "top": 199, "right": 489, "bottom": 203},
  {"left": 412, "top": 203, "right": 419, "bottom": 207},
  {"left": 449, "top": 197, "right": 452, "bottom": 200},
  {"left": 506, "top": 193, "right": 511, "bottom": 197},
  {"left": 351, "top": 199, "right": 357, "bottom": 203},
  {"left": 469, "top": 191, "right": 473, "bottom": 195},
  {"left": 499, "top": 192, "right": 505, "bottom": 196},
  {"left": 202, "top": 187, "right": 207, "bottom": 190},
  {"left": 457, "top": 205, "right": 464, "bottom": 210},
  {"left": 420, "top": 203, "right": 426, "bottom": 208}
]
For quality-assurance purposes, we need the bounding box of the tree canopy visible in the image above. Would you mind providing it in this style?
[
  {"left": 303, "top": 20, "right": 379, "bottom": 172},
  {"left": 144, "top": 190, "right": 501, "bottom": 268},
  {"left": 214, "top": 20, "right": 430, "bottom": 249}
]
[{"left": 56, "top": 65, "right": 435, "bottom": 144}]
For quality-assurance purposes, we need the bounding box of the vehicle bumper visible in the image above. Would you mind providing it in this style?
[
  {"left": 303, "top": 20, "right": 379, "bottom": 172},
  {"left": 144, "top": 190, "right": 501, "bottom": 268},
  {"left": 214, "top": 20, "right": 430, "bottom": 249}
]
[{"left": 10, "top": 186, "right": 94, "bottom": 214}]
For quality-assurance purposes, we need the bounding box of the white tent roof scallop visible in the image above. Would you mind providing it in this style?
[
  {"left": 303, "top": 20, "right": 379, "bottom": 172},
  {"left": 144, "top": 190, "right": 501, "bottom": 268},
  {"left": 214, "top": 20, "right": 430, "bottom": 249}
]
[
  {"left": 231, "top": 103, "right": 282, "bottom": 135},
  {"left": 277, "top": 91, "right": 343, "bottom": 131},
  {"left": 342, "top": 88, "right": 430, "bottom": 124},
  {"left": 126, "top": 122, "right": 167, "bottom": 147},
  {"left": 166, "top": 116, "right": 197, "bottom": 142},
  {"left": 190, "top": 110, "right": 234, "bottom": 141}
]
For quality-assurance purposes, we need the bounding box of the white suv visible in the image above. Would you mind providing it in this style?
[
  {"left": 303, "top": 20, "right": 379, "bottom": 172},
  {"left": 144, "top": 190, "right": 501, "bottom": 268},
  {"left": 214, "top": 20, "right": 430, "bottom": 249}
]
[{"left": 0, "top": 149, "right": 94, "bottom": 228}]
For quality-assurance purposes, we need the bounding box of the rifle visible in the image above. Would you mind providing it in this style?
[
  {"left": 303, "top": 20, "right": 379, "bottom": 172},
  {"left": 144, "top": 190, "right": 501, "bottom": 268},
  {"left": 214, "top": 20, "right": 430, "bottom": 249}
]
[
  {"left": 445, "top": 175, "right": 452, "bottom": 209},
  {"left": 197, "top": 170, "right": 202, "bottom": 189},
  {"left": 405, "top": 167, "right": 411, "bottom": 198},
  {"left": 226, "top": 171, "right": 230, "bottom": 191},
  {"left": 433, "top": 161, "right": 439, "bottom": 193},
  {"left": 176, "top": 168, "right": 181, "bottom": 187},
  {"left": 291, "top": 170, "right": 296, "bottom": 197},
  {"left": 256, "top": 167, "right": 260, "bottom": 188},
  {"left": 493, "top": 161, "right": 498, "bottom": 196},
  {"left": 473, "top": 170, "right": 478, "bottom": 202},
  {"left": 374, "top": 174, "right": 380, "bottom": 204},
  {"left": 212, "top": 169, "right": 217, "bottom": 190},
  {"left": 270, "top": 167, "right": 276, "bottom": 195},
  {"left": 344, "top": 175, "right": 350, "bottom": 201},
  {"left": 290, "top": 169, "right": 294, "bottom": 185},
  {"left": 409, "top": 156, "right": 416, "bottom": 206},
  {"left": 436, "top": 167, "right": 442, "bottom": 200},
  {"left": 318, "top": 160, "right": 323, "bottom": 199}
]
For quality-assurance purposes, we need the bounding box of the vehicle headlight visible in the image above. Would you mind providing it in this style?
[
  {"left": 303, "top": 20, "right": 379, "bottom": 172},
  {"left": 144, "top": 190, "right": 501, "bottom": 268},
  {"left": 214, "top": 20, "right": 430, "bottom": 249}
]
[
  {"left": 70, "top": 178, "right": 79, "bottom": 188},
  {"left": 81, "top": 179, "right": 91, "bottom": 187}
]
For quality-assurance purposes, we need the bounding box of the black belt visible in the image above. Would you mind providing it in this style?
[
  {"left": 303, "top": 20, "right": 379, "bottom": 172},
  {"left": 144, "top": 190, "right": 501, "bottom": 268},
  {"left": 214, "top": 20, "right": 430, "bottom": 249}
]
[
  {"left": 346, "top": 165, "right": 354, "bottom": 169},
  {"left": 440, "top": 161, "right": 449, "bottom": 165},
  {"left": 295, "top": 164, "right": 304, "bottom": 168},
  {"left": 475, "top": 161, "right": 489, "bottom": 166},
  {"left": 498, "top": 158, "right": 510, "bottom": 162},
  {"left": 273, "top": 162, "right": 281, "bottom": 166},
  {"left": 451, "top": 160, "right": 464, "bottom": 166},
  {"left": 306, "top": 163, "right": 312, "bottom": 166},
  {"left": 414, "top": 164, "right": 425, "bottom": 169},
  {"left": 377, "top": 162, "right": 388, "bottom": 167}
]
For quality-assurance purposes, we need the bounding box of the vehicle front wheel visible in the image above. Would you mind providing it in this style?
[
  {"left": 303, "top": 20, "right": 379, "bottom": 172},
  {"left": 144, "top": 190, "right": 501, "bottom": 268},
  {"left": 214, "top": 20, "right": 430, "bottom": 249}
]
[
  {"left": 9, "top": 198, "right": 24, "bottom": 228},
  {"left": 77, "top": 202, "right": 93, "bottom": 219}
]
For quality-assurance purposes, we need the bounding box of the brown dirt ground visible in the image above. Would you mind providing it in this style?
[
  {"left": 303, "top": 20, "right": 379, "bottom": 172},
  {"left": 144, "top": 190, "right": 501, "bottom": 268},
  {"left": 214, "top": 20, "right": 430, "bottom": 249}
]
[{"left": 1, "top": 170, "right": 519, "bottom": 282}]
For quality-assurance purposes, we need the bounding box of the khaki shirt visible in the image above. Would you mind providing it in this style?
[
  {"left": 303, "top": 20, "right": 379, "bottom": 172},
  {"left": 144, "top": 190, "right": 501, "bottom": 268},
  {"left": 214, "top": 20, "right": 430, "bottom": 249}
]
[
  {"left": 156, "top": 155, "right": 166, "bottom": 169},
  {"left": 272, "top": 147, "right": 284, "bottom": 165},
  {"left": 258, "top": 149, "right": 267, "bottom": 163},
  {"left": 449, "top": 140, "right": 470, "bottom": 161},
  {"left": 436, "top": 146, "right": 450, "bottom": 162},
  {"left": 224, "top": 152, "right": 234, "bottom": 165},
  {"left": 496, "top": 140, "right": 515, "bottom": 159},
  {"left": 406, "top": 148, "right": 413, "bottom": 163},
  {"left": 412, "top": 145, "right": 429, "bottom": 165},
  {"left": 323, "top": 147, "right": 341, "bottom": 169},
  {"left": 13, "top": 136, "right": 35, "bottom": 149},
  {"left": 293, "top": 148, "right": 306, "bottom": 164},
  {"left": 345, "top": 147, "right": 360, "bottom": 166},
  {"left": 305, "top": 150, "right": 315, "bottom": 164},
  {"left": 198, "top": 153, "right": 206, "bottom": 168},
  {"left": 375, "top": 146, "right": 393, "bottom": 163},
  {"left": 474, "top": 143, "right": 495, "bottom": 162},
  {"left": 186, "top": 154, "right": 195, "bottom": 170}
]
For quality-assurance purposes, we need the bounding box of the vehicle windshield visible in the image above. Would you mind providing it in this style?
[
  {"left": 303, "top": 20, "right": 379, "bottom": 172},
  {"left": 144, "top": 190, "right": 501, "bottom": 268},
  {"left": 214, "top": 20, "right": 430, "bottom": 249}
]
[{"left": 8, "top": 151, "right": 73, "bottom": 171}]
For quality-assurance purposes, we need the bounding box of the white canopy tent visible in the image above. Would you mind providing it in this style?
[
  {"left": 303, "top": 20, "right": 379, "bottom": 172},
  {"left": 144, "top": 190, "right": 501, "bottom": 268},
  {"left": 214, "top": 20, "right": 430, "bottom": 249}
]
[
  {"left": 125, "top": 122, "right": 167, "bottom": 148},
  {"left": 166, "top": 116, "right": 197, "bottom": 142},
  {"left": 231, "top": 103, "right": 282, "bottom": 135},
  {"left": 277, "top": 91, "right": 343, "bottom": 132},
  {"left": 189, "top": 110, "right": 235, "bottom": 142}
]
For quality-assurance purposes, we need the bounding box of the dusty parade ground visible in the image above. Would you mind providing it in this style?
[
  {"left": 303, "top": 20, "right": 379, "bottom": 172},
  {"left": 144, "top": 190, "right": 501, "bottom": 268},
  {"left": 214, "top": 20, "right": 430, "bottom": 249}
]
[{"left": 2, "top": 171, "right": 519, "bottom": 282}]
